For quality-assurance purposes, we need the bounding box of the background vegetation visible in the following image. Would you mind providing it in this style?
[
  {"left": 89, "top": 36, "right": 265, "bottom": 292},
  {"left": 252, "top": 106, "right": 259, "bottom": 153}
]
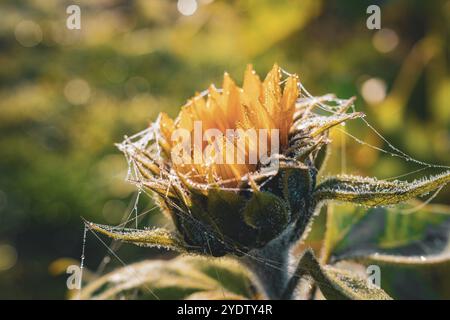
[{"left": 0, "top": 0, "right": 448, "bottom": 298}]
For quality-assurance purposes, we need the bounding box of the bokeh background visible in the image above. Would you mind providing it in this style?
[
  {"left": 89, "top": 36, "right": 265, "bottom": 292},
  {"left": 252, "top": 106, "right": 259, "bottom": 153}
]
[{"left": 0, "top": 0, "right": 449, "bottom": 299}]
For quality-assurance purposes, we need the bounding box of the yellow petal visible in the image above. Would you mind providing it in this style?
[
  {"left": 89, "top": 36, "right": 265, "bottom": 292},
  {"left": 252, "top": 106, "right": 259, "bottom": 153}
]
[
  {"left": 243, "top": 64, "right": 262, "bottom": 103},
  {"left": 262, "top": 64, "right": 282, "bottom": 116}
]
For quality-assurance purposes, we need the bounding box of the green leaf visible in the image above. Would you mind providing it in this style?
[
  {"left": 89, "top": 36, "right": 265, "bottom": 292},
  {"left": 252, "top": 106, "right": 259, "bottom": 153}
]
[
  {"left": 329, "top": 202, "right": 450, "bottom": 261},
  {"left": 352, "top": 254, "right": 450, "bottom": 299},
  {"left": 320, "top": 204, "right": 368, "bottom": 263},
  {"left": 314, "top": 171, "right": 450, "bottom": 206},
  {"left": 326, "top": 202, "right": 450, "bottom": 299},
  {"left": 78, "top": 256, "right": 255, "bottom": 300},
  {"left": 322, "top": 265, "right": 392, "bottom": 300},
  {"left": 283, "top": 249, "right": 391, "bottom": 300},
  {"left": 86, "top": 221, "right": 188, "bottom": 253}
]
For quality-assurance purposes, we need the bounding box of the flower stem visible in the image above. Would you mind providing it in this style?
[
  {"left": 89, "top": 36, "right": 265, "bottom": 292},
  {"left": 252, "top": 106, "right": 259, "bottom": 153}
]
[{"left": 240, "top": 229, "right": 293, "bottom": 300}]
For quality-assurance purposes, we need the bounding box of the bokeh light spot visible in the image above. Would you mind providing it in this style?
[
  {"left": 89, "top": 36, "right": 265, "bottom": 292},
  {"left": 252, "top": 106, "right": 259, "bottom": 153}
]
[
  {"left": 0, "top": 244, "right": 17, "bottom": 272},
  {"left": 64, "top": 78, "right": 91, "bottom": 105},
  {"left": 360, "top": 78, "right": 387, "bottom": 105},
  {"left": 177, "top": 0, "right": 198, "bottom": 16},
  {"left": 373, "top": 29, "right": 399, "bottom": 53},
  {"left": 14, "top": 20, "right": 43, "bottom": 47}
]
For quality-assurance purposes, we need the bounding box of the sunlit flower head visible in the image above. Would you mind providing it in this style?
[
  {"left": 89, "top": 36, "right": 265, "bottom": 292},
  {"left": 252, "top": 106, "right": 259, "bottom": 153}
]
[
  {"left": 155, "top": 64, "right": 298, "bottom": 186},
  {"left": 119, "top": 64, "right": 360, "bottom": 192},
  {"left": 111, "top": 64, "right": 364, "bottom": 255}
]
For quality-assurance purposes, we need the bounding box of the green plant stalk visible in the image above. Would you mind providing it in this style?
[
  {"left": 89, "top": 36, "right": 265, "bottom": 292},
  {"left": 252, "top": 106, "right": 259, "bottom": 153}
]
[
  {"left": 240, "top": 199, "right": 317, "bottom": 300},
  {"left": 240, "top": 227, "right": 293, "bottom": 300}
]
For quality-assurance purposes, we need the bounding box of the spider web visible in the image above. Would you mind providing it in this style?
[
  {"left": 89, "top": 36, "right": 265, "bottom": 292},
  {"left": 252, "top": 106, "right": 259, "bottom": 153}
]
[{"left": 78, "top": 70, "right": 450, "bottom": 300}]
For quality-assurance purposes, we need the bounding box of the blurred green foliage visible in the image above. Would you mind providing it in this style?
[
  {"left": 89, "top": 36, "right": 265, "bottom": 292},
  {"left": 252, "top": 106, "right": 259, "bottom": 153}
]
[{"left": 0, "top": 0, "right": 448, "bottom": 298}]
